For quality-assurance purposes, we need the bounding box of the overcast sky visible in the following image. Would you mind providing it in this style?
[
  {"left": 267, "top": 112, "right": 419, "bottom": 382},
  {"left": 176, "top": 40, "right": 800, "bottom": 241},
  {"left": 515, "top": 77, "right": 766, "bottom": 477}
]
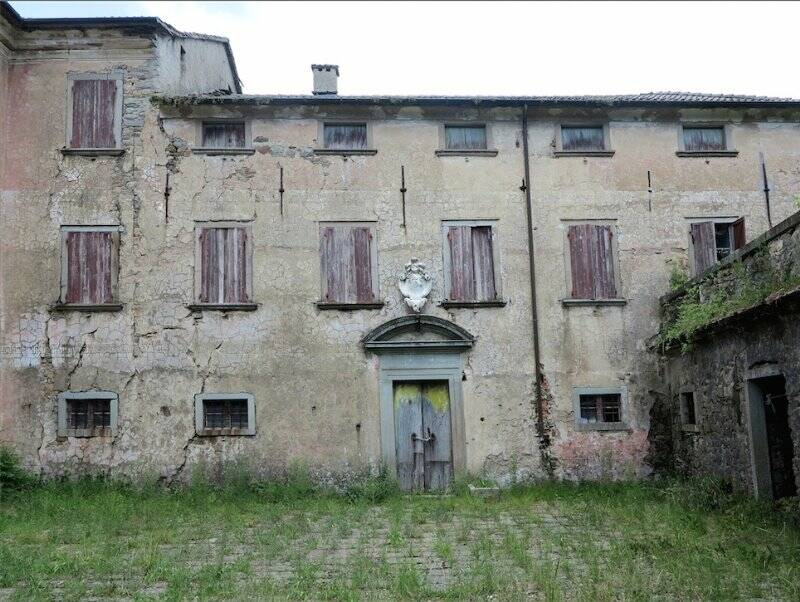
[{"left": 11, "top": 1, "right": 800, "bottom": 98}]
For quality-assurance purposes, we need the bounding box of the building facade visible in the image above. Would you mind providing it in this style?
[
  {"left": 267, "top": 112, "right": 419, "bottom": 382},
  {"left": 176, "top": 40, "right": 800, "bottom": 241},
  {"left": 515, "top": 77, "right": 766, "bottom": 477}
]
[{"left": 2, "top": 3, "right": 799, "bottom": 489}]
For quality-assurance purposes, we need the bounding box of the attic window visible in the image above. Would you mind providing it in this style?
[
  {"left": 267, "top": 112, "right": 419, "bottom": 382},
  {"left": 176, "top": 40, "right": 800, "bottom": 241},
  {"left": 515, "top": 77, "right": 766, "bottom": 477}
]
[
  {"left": 323, "top": 123, "right": 367, "bottom": 150},
  {"left": 202, "top": 122, "right": 246, "bottom": 148},
  {"left": 444, "top": 125, "right": 487, "bottom": 150},
  {"left": 561, "top": 125, "right": 605, "bottom": 151},
  {"left": 683, "top": 126, "right": 726, "bottom": 151}
]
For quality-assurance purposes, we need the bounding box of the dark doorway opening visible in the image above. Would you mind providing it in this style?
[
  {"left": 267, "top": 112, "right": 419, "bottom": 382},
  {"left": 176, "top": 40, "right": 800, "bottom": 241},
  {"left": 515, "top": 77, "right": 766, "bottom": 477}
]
[{"left": 752, "top": 375, "right": 797, "bottom": 500}]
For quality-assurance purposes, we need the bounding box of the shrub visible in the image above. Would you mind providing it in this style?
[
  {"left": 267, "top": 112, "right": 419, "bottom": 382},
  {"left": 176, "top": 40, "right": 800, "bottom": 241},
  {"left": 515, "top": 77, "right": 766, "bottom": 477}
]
[{"left": 0, "top": 446, "right": 34, "bottom": 493}]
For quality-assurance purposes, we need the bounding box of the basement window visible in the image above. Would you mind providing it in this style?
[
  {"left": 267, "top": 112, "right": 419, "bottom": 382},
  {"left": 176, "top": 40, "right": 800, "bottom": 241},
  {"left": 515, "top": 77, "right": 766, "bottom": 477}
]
[
  {"left": 195, "top": 393, "right": 256, "bottom": 436},
  {"left": 573, "top": 387, "right": 628, "bottom": 431},
  {"left": 57, "top": 391, "right": 118, "bottom": 438}
]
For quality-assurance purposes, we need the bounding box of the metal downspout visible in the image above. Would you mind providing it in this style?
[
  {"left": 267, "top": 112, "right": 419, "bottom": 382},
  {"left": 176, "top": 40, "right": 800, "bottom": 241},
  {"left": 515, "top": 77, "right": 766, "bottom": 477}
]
[{"left": 521, "top": 104, "right": 545, "bottom": 440}]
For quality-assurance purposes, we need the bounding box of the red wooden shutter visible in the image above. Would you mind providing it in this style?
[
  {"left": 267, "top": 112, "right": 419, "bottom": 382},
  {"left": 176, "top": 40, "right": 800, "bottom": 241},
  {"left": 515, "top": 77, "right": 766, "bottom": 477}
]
[
  {"left": 568, "top": 224, "right": 595, "bottom": 299},
  {"left": 447, "top": 226, "right": 475, "bottom": 301},
  {"left": 593, "top": 225, "right": 617, "bottom": 299},
  {"left": 65, "top": 231, "right": 113, "bottom": 304},
  {"left": 70, "top": 79, "right": 117, "bottom": 149},
  {"left": 471, "top": 226, "right": 496, "bottom": 301},
  {"left": 690, "top": 222, "right": 716, "bottom": 276},
  {"left": 353, "top": 227, "right": 374, "bottom": 303},
  {"left": 732, "top": 217, "right": 746, "bottom": 250}
]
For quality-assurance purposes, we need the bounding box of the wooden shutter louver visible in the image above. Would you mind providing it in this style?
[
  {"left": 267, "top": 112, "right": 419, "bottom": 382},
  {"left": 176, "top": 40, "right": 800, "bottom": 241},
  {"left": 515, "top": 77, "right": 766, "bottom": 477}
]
[
  {"left": 690, "top": 222, "right": 716, "bottom": 276},
  {"left": 198, "top": 227, "right": 250, "bottom": 304},
  {"left": 70, "top": 79, "right": 117, "bottom": 149},
  {"left": 65, "top": 231, "right": 115, "bottom": 304},
  {"left": 593, "top": 225, "right": 617, "bottom": 299},
  {"left": 447, "top": 226, "right": 475, "bottom": 301},
  {"left": 471, "top": 226, "right": 496, "bottom": 301},
  {"left": 321, "top": 225, "right": 375, "bottom": 303}
]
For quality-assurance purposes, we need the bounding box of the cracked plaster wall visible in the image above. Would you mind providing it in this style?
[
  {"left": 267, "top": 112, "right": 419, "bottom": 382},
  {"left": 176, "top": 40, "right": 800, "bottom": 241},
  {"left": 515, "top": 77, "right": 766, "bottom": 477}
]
[{"left": 2, "top": 26, "right": 800, "bottom": 482}]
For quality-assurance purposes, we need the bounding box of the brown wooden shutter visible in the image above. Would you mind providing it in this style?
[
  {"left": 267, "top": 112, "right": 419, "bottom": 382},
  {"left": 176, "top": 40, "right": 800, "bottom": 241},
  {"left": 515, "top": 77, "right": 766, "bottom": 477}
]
[
  {"left": 65, "top": 231, "right": 114, "bottom": 304},
  {"left": 321, "top": 227, "right": 342, "bottom": 302},
  {"left": 447, "top": 226, "right": 475, "bottom": 301},
  {"left": 567, "top": 224, "right": 595, "bottom": 299},
  {"left": 353, "top": 226, "right": 374, "bottom": 303},
  {"left": 690, "top": 222, "right": 716, "bottom": 276},
  {"left": 199, "top": 227, "right": 249, "bottom": 304},
  {"left": 471, "top": 226, "right": 496, "bottom": 301},
  {"left": 593, "top": 225, "right": 617, "bottom": 299},
  {"left": 732, "top": 217, "right": 746, "bottom": 250},
  {"left": 202, "top": 123, "right": 245, "bottom": 148},
  {"left": 70, "top": 79, "right": 117, "bottom": 149}
]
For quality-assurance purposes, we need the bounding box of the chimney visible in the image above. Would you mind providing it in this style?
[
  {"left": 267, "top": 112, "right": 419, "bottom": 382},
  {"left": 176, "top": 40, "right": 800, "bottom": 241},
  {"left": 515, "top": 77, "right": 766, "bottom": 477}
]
[{"left": 311, "top": 64, "right": 339, "bottom": 95}]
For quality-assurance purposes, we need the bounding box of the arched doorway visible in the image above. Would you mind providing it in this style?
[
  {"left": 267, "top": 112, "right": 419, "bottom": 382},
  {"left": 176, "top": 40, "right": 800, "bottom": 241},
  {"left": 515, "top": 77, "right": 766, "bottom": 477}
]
[{"left": 363, "top": 316, "right": 475, "bottom": 491}]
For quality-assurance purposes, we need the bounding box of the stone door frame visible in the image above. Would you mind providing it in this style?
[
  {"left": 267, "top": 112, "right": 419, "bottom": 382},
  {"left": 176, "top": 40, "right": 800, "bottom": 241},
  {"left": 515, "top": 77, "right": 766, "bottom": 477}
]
[
  {"left": 378, "top": 352, "right": 466, "bottom": 481},
  {"left": 362, "top": 315, "right": 474, "bottom": 481},
  {"left": 745, "top": 362, "right": 786, "bottom": 499}
]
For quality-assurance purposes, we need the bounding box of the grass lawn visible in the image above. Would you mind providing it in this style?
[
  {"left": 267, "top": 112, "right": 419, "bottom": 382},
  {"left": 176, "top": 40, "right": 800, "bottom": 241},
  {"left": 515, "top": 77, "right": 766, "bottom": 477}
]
[{"left": 1, "top": 479, "right": 799, "bottom": 600}]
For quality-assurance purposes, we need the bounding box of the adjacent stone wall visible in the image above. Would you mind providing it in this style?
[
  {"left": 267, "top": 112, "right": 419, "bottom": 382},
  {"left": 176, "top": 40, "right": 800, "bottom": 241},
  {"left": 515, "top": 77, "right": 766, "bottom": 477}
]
[{"left": 657, "top": 211, "right": 800, "bottom": 492}]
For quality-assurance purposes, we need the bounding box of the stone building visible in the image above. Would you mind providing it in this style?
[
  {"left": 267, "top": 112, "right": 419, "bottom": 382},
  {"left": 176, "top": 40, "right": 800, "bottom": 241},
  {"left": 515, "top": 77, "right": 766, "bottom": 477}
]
[
  {"left": 657, "top": 211, "right": 800, "bottom": 500},
  {"left": 2, "top": 2, "right": 799, "bottom": 490}
]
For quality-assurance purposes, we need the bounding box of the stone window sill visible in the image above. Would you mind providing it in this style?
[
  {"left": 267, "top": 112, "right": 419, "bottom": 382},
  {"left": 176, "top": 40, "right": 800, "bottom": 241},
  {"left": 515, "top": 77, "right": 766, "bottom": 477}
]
[
  {"left": 60, "top": 148, "right": 125, "bottom": 157},
  {"left": 435, "top": 149, "right": 499, "bottom": 157},
  {"left": 50, "top": 303, "right": 123, "bottom": 312},
  {"left": 440, "top": 300, "right": 507, "bottom": 308},
  {"left": 316, "top": 301, "right": 385, "bottom": 311},
  {"left": 682, "top": 424, "right": 700, "bottom": 433},
  {"left": 191, "top": 148, "right": 255, "bottom": 156},
  {"left": 313, "top": 148, "right": 378, "bottom": 156},
  {"left": 575, "top": 422, "right": 630, "bottom": 432},
  {"left": 197, "top": 428, "right": 255, "bottom": 437},
  {"left": 554, "top": 150, "right": 615, "bottom": 158},
  {"left": 676, "top": 150, "right": 738, "bottom": 157},
  {"left": 187, "top": 303, "right": 259, "bottom": 312},
  {"left": 561, "top": 298, "right": 627, "bottom": 306}
]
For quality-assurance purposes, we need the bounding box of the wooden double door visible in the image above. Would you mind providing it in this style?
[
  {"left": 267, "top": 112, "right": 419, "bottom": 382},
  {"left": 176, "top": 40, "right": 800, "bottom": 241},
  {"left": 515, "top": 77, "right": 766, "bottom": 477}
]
[{"left": 393, "top": 381, "right": 453, "bottom": 491}]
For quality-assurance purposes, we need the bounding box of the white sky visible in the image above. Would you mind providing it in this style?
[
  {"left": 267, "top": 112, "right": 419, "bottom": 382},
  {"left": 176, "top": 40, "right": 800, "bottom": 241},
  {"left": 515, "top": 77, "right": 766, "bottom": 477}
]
[{"left": 10, "top": 1, "right": 800, "bottom": 98}]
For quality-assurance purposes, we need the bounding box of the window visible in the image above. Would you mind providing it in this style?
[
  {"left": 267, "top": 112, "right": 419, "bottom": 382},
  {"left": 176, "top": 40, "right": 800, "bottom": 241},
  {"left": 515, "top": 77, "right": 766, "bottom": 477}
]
[
  {"left": 681, "top": 391, "right": 697, "bottom": 428},
  {"left": 323, "top": 123, "right": 367, "bottom": 150},
  {"left": 573, "top": 387, "right": 627, "bottom": 431},
  {"left": 194, "top": 224, "right": 254, "bottom": 308},
  {"left": 561, "top": 125, "right": 605, "bottom": 152},
  {"left": 57, "top": 391, "right": 118, "bottom": 437},
  {"left": 683, "top": 126, "right": 726, "bottom": 152},
  {"left": 195, "top": 393, "right": 255, "bottom": 436},
  {"left": 66, "top": 75, "right": 122, "bottom": 150},
  {"left": 444, "top": 125, "right": 487, "bottom": 150},
  {"left": 319, "top": 223, "right": 379, "bottom": 306},
  {"left": 59, "top": 227, "right": 120, "bottom": 307},
  {"left": 689, "top": 218, "right": 746, "bottom": 276},
  {"left": 443, "top": 222, "right": 502, "bottom": 304},
  {"left": 202, "top": 122, "right": 245, "bottom": 148},
  {"left": 565, "top": 223, "right": 620, "bottom": 301}
]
